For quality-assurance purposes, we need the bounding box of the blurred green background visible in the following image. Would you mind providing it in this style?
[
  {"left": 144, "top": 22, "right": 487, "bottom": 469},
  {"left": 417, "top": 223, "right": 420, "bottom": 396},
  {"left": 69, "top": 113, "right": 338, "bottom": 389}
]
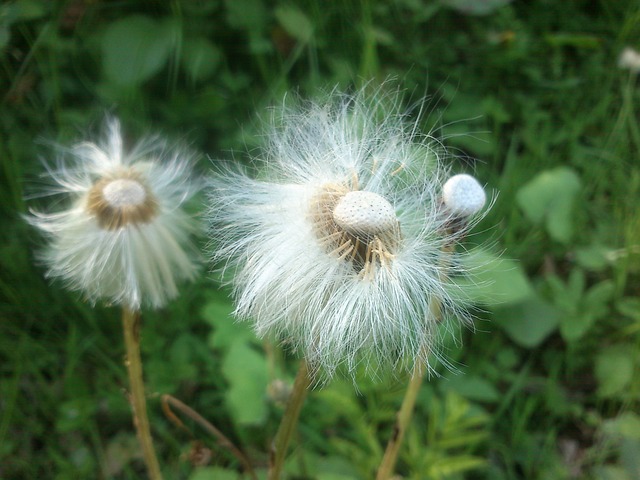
[{"left": 1, "top": 0, "right": 639, "bottom": 479}]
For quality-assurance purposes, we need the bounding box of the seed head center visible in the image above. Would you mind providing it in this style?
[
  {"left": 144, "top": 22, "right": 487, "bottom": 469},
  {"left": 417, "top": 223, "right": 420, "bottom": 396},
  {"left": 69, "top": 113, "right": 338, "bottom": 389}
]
[
  {"left": 102, "top": 178, "right": 147, "bottom": 207},
  {"left": 87, "top": 174, "right": 157, "bottom": 230},
  {"left": 333, "top": 190, "right": 397, "bottom": 236}
]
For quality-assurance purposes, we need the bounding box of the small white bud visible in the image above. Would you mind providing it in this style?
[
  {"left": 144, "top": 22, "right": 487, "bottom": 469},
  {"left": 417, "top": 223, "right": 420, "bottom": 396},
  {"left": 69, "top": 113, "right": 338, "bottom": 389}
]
[
  {"left": 442, "top": 174, "right": 486, "bottom": 217},
  {"left": 618, "top": 47, "right": 640, "bottom": 73}
]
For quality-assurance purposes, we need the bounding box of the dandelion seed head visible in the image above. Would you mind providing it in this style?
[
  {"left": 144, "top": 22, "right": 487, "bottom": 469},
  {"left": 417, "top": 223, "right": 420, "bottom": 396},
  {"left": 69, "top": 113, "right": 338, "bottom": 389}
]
[
  {"left": 208, "top": 87, "right": 489, "bottom": 380},
  {"left": 28, "top": 118, "right": 201, "bottom": 310},
  {"left": 87, "top": 173, "right": 158, "bottom": 230}
]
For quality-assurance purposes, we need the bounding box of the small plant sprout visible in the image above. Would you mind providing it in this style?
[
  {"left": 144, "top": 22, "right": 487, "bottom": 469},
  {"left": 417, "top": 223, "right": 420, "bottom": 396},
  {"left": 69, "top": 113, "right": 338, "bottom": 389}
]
[
  {"left": 28, "top": 118, "right": 201, "bottom": 480},
  {"left": 208, "top": 88, "right": 490, "bottom": 479}
]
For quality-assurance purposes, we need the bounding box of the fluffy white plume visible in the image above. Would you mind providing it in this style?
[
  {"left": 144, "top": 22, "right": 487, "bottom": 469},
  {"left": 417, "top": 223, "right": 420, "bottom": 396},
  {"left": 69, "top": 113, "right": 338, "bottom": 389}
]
[
  {"left": 28, "top": 118, "right": 201, "bottom": 310},
  {"left": 208, "top": 89, "right": 487, "bottom": 379}
]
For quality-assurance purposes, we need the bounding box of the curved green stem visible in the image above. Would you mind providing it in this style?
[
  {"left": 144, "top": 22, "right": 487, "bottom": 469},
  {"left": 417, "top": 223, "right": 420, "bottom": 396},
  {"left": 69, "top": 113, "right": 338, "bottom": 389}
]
[
  {"left": 375, "top": 360, "right": 425, "bottom": 480},
  {"left": 268, "top": 358, "right": 312, "bottom": 480},
  {"left": 122, "top": 307, "right": 163, "bottom": 480}
]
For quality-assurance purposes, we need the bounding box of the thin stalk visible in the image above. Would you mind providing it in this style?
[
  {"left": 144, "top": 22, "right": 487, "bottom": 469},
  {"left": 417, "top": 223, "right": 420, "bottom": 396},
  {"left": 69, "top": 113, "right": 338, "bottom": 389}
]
[
  {"left": 161, "top": 394, "right": 257, "bottom": 480},
  {"left": 122, "top": 307, "right": 163, "bottom": 480},
  {"left": 268, "top": 358, "right": 312, "bottom": 480},
  {"left": 375, "top": 360, "right": 425, "bottom": 480},
  {"left": 376, "top": 292, "right": 444, "bottom": 479}
]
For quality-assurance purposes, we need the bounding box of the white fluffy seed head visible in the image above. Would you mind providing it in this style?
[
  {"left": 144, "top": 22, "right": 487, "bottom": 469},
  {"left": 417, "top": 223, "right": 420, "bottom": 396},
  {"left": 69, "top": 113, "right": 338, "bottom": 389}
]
[
  {"left": 103, "top": 178, "right": 146, "bottom": 207},
  {"left": 333, "top": 190, "right": 397, "bottom": 236},
  {"left": 27, "top": 118, "right": 201, "bottom": 310},
  {"left": 207, "top": 88, "right": 489, "bottom": 381},
  {"left": 442, "top": 174, "right": 486, "bottom": 217}
]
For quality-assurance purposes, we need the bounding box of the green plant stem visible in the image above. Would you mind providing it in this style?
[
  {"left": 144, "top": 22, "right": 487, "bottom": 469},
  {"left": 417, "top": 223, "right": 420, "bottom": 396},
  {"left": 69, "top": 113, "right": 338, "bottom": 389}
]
[
  {"left": 268, "top": 358, "right": 312, "bottom": 480},
  {"left": 122, "top": 307, "right": 163, "bottom": 480},
  {"left": 375, "top": 359, "right": 425, "bottom": 480},
  {"left": 377, "top": 290, "right": 447, "bottom": 479},
  {"left": 161, "top": 394, "right": 257, "bottom": 480}
]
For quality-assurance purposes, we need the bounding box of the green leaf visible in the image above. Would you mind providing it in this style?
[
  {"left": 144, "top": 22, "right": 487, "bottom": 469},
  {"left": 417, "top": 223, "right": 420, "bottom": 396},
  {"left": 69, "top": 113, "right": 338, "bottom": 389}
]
[
  {"left": 441, "top": 0, "right": 512, "bottom": 15},
  {"left": 595, "top": 346, "right": 635, "bottom": 397},
  {"left": 224, "top": 0, "right": 268, "bottom": 31},
  {"left": 456, "top": 249, "right": 534, "bottom": 306},
  {"left": 592, "top": 466, "right": 634, "bottom": 480},
  {"left": 102, "top": 16, "right": 177, "bottom": 86},
  {"left": 617, "top": 297, "right": 640, "bottom": 321},
  {"left": 559, "top": 311, "right": 596, "bottom": 342},
  {"left": 492, "top": 295, "right": 560, "bottom": 348},
  {"left": 548, "top": 273, "right": 613, "bottom": 341},
  {"left": 442, "top": 374, "right": 500, "bottom": 403},
  {"left": 516, "top": 167, "right": 581, "bottom": 243},
  {"left": 575, "top": 245, "right": 613, "bottom": 271},
  {"left": 188, "top": 467, "right": 239, "bottom": 480},
  {"left": 202, "top": 295, "right": 255, "bottom": 350},
  {"left": 181, "top": 38, "right": 222, "bottom": 82},
  {"left": 275, "top": 6, "right": 314, "bottom": 43},
  {"left": 584, "top": 279, "right": 615, "bottom": 312},
  {"left": 602, "top": 412, "right": 640, "bottom": 440},
  {"left": 13, "top": 0, "right": 47, "bottom": 21},
  {"left": 222, "top": 342, "right": 268, "bottom": 425}
]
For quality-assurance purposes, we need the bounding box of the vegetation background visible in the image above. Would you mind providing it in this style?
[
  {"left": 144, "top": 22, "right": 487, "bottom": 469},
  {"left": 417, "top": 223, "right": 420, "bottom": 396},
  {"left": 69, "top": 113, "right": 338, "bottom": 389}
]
[{"left": 1, "top": 0, "right": 639, "bottom": 478}]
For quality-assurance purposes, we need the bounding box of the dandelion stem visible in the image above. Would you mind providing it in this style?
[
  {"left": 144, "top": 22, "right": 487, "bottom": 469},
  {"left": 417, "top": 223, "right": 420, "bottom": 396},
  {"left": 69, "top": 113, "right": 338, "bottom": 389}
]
[
  {"left": 268, "top": 358, "right": 312, "bottom": 480},
  {"left": 122, "top": 307, "right": 163, "bottom": 480},
  {"left": 375, "top": 358, "right": 426, "bottom": 480},
  {"left": 376, "top": 294, "right": 443, "bottom": 479}
]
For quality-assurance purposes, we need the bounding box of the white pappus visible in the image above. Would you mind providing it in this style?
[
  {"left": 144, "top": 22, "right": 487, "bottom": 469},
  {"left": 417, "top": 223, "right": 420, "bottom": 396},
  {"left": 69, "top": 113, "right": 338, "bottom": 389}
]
[
  {"left": 28, "top": 118, "right": 201, "bottom": 310},
  {"left": 208, "top": 89, "right": 488, "bottom": 379}
]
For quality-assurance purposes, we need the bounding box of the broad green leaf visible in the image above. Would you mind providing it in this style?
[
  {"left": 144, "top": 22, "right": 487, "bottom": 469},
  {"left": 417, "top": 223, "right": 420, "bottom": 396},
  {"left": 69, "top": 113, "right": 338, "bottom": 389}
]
[
  {"left": 492, "top": 295, "right": 560, "bottom": 348},
  {"left": 559, "top": 311, "right": 596, "bottom": 342},
  {"left": 442, "top": 374, "right": 500, "bottom": 403},
  {"left": 275, "top": 6, "right": 314, "bottom": 43},
  {"left": 102, "top": 16, "right": 176, "bottom": 86},
  {"left": 181, "top": 38, "right": 222, "bottom": 82},
  {"left": 617, "top": 297, "right": 640, "bottom": 321},
  {"left": 441, "top": 0, "right": 512, "bottom": 15},
  {"left": 12, "top": 0, "right": 47, "bottom": 21},
  {"left": 592, "top": 466, "right": 634, "bottom": 480},
  {"left": 595, "top": 346, "right": 635, "bottom": 397},
  {"left": 567, "top": 268, "right": 586, "bottom": 303},
  {"left": 457, "top": 249, "right": 533, "bottom": 306},
  {"left": 222, "top": 342, "right": 268, "bottom": 425},
  {"left": 224, "top": 0, "right": 267, "bottom": 31},
  {"left": 516, "top": 167, "right": 581, "bottom": 243},
  {"left": 602, "top": 412, "right": 640, "bottom": 440},
  {"left": 202, "top": 296, "right": 255, "bottom": 350},
  {"left": 545, "top": 33, "right": 601, "bottom": 48},
  {"left": 575, "top": 244, "right": 613, "bottom": 271},
  {"left": 584, "top": 279, "right": 615, "bottom": 312}
]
